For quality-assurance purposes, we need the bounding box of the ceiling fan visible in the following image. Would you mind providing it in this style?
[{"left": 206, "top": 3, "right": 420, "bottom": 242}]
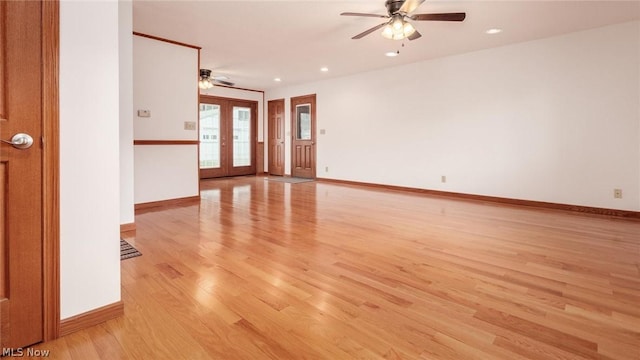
[
  {"left": 341, "top": 0, "right": 466, "bottom": 41},
  {"left": 199, "top": 69, "right": 235, "bottom": 89}
]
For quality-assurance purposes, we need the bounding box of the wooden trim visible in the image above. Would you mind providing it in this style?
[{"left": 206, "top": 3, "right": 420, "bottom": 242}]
[
  {"left": 132, "top": 32, "right": 201, "bottom": 50},
  {"left": 199, "top": 94, "right": 259, "bottom": 103},
  {"left": 317, "top": 178, "right": 640, "bottom": 220},
  {"left": 134, "top": 140, "right": 198, "bottom": 146},
  {"left": 213, "top": 83, "right": 264, "bottom": 94},
  {"left": 59, "top": 301, "right": 124, "bottom": 337},
  {"left": 197, "top": 48, "right": 201, "bottom": 196},
  {"left": 135, "top": 196, "right": 200, "bottom": 212},
  {"left": 120, "top": 223, "right": 136, "bottom": 234},
  {"left": 256, "top": 142, "right": 264, "bottom": 174},
  {"left": 42, "top": 0, "right": 60, "bottom": 342}
]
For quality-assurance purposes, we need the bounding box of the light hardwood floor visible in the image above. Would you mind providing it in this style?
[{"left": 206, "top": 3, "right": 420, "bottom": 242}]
[{"left": 35, "top": 177, "right": 640, "bottom": 359}]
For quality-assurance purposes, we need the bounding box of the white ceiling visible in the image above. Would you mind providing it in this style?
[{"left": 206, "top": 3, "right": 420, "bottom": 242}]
[{"left": 132, "top": 0, "right": 640, "bottom": 90}]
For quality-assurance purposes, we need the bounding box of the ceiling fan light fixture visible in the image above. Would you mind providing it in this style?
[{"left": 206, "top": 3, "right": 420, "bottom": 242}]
[
  {"left": 381, "top": 15, "right": 415, "bottom": 40},
  {"left": 381, "top": 24, "right": 394, "bottom": 39},
  {"left": 403, "top": 22, "right": 416, "bottom": 37},
  {"left": 199, "top": 69, "right": 214, "bottom": 89},
  {"left": 198, "top": 79, "right": 213, "bottom": 90},
  {"left": 392, "top": 16, "right": 404, "bottom": 30}
]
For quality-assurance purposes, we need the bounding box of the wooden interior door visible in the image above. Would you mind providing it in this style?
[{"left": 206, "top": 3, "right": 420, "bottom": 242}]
[
  {"left": 268, "top": 99, "right": 285, "bottom": 176},
  {"left": 199, "top": 96, "right": 257, "bottom": 178},
  {"left": 291, "top": 94, "right": 316, "bottom": 179},
  {"left": 1, "top": 1, "right": 44, "bottom": 348}
]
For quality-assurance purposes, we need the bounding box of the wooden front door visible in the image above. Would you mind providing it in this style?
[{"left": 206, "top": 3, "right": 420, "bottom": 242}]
[
  {"left": 268, "top": 99, "right": 285, "bottom": 176},
  {"left": 291, "top": 94, "right": 316, "bottom": 179},
  {"left": 199, "top": 96, "right": 257, "bottom": 179},
  {"left": 1, "top": 1, "right": 45, "bottom": 348}
]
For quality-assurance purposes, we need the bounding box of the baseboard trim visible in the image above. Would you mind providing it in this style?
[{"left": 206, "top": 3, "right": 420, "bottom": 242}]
[
  {"left": 59, "top": 301, "right": 124, "bottom": 337},
  {"left": 120, "top": 222, "right": 136, "bottom": 234},
  {"left": 317, "top": 178, "right": 640, "bottom": 220},
  {"left": 135, "top": 195, "right": 200, "bottom": 212}
]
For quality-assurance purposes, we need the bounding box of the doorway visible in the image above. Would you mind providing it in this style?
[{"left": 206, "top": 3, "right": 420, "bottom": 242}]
[
  {"left": 268, "top": 99, "right": 285, "bottom": 176},
  {"left": 291, "top": 94, "right": 316, "bottom": 179},
  {"left": 199, "top": 96, "right": 257, "bottom": 178}
]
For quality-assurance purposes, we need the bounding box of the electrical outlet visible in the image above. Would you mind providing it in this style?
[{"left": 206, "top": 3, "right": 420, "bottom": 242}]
[
  {"left": 614, "top": 189, "right": 622, "bottom": 199},
  {"left": 325, "top": 166, "right": 329, "bottom": 172},
  {"left": 137, "top": 109, "right": 150, "bottom": 117},
  {"left": 441, "top": 175, "right": 446, "bottom": 183},
  {"left": 184, "top": 121, "right": 197, "bottom": 131}
]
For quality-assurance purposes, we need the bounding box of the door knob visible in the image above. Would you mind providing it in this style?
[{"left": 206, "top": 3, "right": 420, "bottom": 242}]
[{"left": 1, "top": 133, "right": 33, "bottom": 149}]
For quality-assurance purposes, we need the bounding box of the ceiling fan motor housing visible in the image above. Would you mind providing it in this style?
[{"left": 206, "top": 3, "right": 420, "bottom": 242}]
[
  {"left": 200, "top": 69, "right": 212, "bottom": 78},
  {"left": 385, "top": 0, "right": 406, "bottom": 15}
]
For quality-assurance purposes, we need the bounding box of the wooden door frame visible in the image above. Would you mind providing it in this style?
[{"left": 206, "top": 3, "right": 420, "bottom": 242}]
[
  {"left": 42, "top": 0, "right": 61, "bottom": 341},
  {"left": 290, "top": 94, "right": 316, "bottom": 179},
  {"left": 267, "top": 99, "right": 285, "bottom": 176}
]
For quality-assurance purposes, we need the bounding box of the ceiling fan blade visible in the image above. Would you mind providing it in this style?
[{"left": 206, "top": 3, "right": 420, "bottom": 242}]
[
  {"left": 352, "top": 22, "right": 388, "bottom": 39},
  {"left": 341, "top": 12, "right": 388, "bottom": 18},
  {"left": 214, "top": 80, "right": 235, "bottom": 87},
  {"left": 407, "top": 29, "right": 422, "bottom": 41},
  {"left": 399, "top": 0, "right": 425, "bottom": 14},
  {"left": 412, "top": 12, "right": 466, "bottom": 21}
]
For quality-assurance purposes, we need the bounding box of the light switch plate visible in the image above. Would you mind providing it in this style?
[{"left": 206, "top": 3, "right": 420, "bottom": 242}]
[
  {"left": 184, "top": 121, "right": 197, "bottom": 131},
  {"left": 137, "top": 109, "right": 150, "bottom": 117}
]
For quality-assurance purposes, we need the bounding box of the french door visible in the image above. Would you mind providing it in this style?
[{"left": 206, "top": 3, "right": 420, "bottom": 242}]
[{"left": 199, "top": 96, "right": 257, "bottom": 178}]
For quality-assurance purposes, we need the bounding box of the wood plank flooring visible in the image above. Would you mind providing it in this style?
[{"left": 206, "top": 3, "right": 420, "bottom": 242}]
[{"left": 35, "top": 176, "right": 640, "bottom": 359}]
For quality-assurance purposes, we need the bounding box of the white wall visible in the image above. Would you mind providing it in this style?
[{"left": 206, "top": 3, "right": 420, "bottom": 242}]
[
  {"left": 60, "top": 0, "right": 121, "bottom": 318},
  {"left": 134, "top": 145, "right": 199, "bottom": 203},
  {"left": 133, "top": 36, "right": 199, "bottom": 204},
  {"left": 119, "top": 1, "right": 134, "bottom": 225},
  {"left": 267, "top": 21, "right": 640, "bottom": 211}
]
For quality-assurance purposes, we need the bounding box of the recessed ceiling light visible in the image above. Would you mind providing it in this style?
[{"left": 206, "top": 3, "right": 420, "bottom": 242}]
[
  {"left": 485, "top": 28, "right": 503, "bottom": 35},
  {"left": 320, "top": 67, "right": 329, "bottom": 72},
  {"left": 385, "top": 51, "right": 399, "bottom": 57},
  {"left": 274, "top": 78, "right": 281, "bottom": 82}
]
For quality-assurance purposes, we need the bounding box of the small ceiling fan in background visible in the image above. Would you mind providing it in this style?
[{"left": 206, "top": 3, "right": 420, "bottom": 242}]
[
  {"left": 199, "top": 69, "right": 234, "bottom": 89},
  {"left": 342, "top": 0, "right": 466, "bottom": 41}
]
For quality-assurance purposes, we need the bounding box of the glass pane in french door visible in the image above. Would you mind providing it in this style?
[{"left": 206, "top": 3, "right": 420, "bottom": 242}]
[
  {"left": 232, "top": 106, "right": 251, "bottom": 167},
  {"left": 199, "top": 104, "right": 221, "bottom": 169}
]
